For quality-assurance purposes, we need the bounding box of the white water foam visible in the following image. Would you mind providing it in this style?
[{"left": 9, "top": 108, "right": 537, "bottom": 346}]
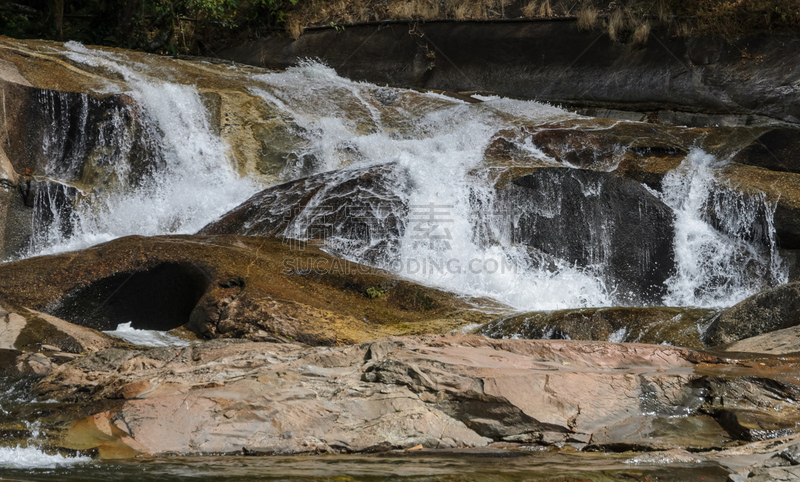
[
  {"left": 0, "top": 446, "right": 90, "bottom": 469},
  {"left": 246, "top": 66, "right": 612, "bottom": 311},
  {"left": 28, "top": 42, "right": 259, "bottom": 256},
  {"left": 245, "top": 62, "right": 785, "bottom": 310},
  {"left": 104, "top": 322, "right": 192, "bottom": 347},
  {"left": 661, "top": 149, "right": 786, "bottom": 307},
  {"left": 21, "top": 47, "right": 786, "bottom": 311}
]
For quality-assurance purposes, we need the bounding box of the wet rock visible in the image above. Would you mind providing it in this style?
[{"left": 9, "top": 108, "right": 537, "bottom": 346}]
[
  {"left": 0, "top": 235, "right": 495, "bottom": 344},
  {"left": 199, "top": 164, "right": 408, "bottom": 266},
  {"left": 705, "top": 282, "right": 800, "bottom": 347},
  {"left": 495, "top": 168, "right": 675, "bottom": 304},
  {"left": 478, "top": 307, "right": 719, "bottom": 349},
  {"left": 719, "top": 164, "right": 800, "bottom": 249},
  {"left": 703, "top": 435, "right": 800, "bottom": 480},
  {"left": 624, "top": 449, "right": 703, "bottom": 465},
  {"left": 524, "top": 123, "right": 688, "bottom": 174},
  {"left": 220, "top": 23, "right": 800, "bottom": 125},
  {"left": 715, "top": 409, "right": 796, "bottom": 442},
  {"left": 590, "top": 414, "right": 731, "bottom": 451}
]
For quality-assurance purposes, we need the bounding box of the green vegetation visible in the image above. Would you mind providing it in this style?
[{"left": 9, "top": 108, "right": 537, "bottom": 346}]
[
  {"left": 365, "top": 286, "right": 385, "bottom": 299},
  {"left": 0, "top": 0, "right": 300, "bottom": 54},
  {"left": 1, "top": 0, "right": 798, "bottom": 54}
]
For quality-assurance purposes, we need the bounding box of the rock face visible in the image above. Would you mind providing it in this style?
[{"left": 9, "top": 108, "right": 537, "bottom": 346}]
[
  {"left": 0, "top": 235, "right": 496, "bottom": 345},
  {"left": 0, "top": 305, "right": 113, "bottom": 354},
  {"left": 219, "top": 23, "right": 800, "bottom": 126},
  {"left": 495, "top": 168, "right": 676, "bottom": 303},
  {"left": 704, "top": 281, "right": 800, "bottom": 347},
  {"left": 733, "top": 128, "right": 800, "bottom": 174},
  {"left": 27, "top": 335, "right": 800, "bottom": 458},
  {"left": 200, "top": 164, "right": 409, "bottom": 265},
  {"left": 477, "top": 307, "right": 719, "bottom": 349},
  {"left": 720, "top": 163, "right": 800, "bottom": 249}
]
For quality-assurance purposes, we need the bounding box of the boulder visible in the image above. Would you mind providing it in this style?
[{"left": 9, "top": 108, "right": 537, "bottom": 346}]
[
  {"left": 724, "top": 325, "right": 800, "bottom": 355},
  {"left": 704, "top": 282, "right": 800, "bottom": 347},
  {"left": 0, "top": 305, "right": 113, "bottom": 354},
  {"left": 199, "top": 164, "right": 408, "bottom": 265},
  {"left": 495, "top": 168, "right": 676, "bottom": 304},
  {"left": 0, "top": 235, "right": 495, "bottom": 345},
  {"left": 478, "top": 307, "right": 719, "bottom": 349}
]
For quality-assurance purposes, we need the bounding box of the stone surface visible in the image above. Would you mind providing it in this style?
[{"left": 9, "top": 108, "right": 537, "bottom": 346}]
[
  {"left": 478, "top": 307, "right": 719, "bottom": 349},
  {"left": 702, "top": 434, "right": 800, "bottom": 478},
  {"left": 705, "top": 282, "right": 800, "bottom": 347},
  {"left": 0, "top": 235, "right": 498, "bottom": 344},
  {"left": 0, "top": 305, "right": 113, "bottom": 353},
  {"left": 23, "top": 335, "right": 800, "bottom": 458}
]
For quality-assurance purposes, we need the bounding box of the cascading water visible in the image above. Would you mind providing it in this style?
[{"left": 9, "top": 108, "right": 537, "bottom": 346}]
[
  {"left": 25, "top": 42, "right": 259, "bottom": 256},
  {"left": 22, "top": 44, "right": 786, "bottom": 310},
  {"left": 661, "top": 149, "right": 786, "bottom": 307}
]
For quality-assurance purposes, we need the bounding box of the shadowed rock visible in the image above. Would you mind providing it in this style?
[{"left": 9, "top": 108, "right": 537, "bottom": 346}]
[
  {"left": 495, "top": 168, "right": 676, "bottom": 304},
  {"left": 199, "top": 164, "right": 408, "bottom": 265},
  {"left": 732, "top": 128, "right": 800, "bottom": 174}
]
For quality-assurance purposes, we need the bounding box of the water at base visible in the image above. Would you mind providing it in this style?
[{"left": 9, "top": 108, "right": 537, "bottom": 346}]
[
  {"left": 0, "top": 453, "right": 729, "bottom": 481},
  {"left": 103, "top": 322, "right": 192, "bottom": 347},
  {"left": 0, "top": 446, "right": 90, "bottom": 469}
]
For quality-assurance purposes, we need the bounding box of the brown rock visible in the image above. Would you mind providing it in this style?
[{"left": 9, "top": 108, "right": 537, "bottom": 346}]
[
  {"left": 0, "top": 235, "right": 498, "bottom": 344},
  {"left": 705, "top": 282, "right": 800, "bottom": 347},
  {"left": 0, "top": 305, "right": 114, "bottom": 353},
  {"left": 715, "top": 409, "right": 797, "bottom": 442},
  {"left": 724, "top": 325, "right": 800, "bottom": 355},
  {"left": 28, "top": 335, "right": 800, "bottom": 457}
]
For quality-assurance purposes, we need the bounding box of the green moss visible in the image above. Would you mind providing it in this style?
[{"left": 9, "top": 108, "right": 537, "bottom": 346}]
[{"left": 365, "top": 286, "right": 385, "bottom": 299}]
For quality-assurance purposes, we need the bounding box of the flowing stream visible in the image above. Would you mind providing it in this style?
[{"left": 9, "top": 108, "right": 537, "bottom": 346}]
[{"left": 20, "top": 43, "right": 787, "bottom": 312}]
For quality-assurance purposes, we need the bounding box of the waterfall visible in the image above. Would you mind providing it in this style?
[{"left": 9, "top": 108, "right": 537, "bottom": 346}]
[
  {"left": 25, "top": 42, "right": 259, "bottom": 256},
  {"left": 21, "top": 46, "right": 786, "bottom": 310},
  {"left": 661, "top": 149, "right": 786, "bottom": 307}
]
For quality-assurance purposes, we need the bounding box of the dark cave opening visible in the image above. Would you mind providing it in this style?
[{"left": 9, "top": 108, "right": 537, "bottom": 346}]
[{"left": 53, "top": 262, "right": 210, "bottom": 332}]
